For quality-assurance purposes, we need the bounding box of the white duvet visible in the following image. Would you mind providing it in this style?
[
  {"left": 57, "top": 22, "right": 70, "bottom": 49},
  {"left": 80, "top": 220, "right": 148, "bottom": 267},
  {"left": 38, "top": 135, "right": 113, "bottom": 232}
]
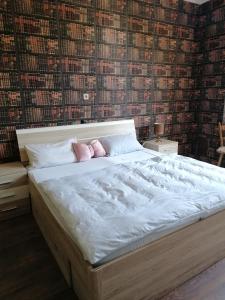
[{"left": 39, "top": 154, "right": 225, "bottom": 265}]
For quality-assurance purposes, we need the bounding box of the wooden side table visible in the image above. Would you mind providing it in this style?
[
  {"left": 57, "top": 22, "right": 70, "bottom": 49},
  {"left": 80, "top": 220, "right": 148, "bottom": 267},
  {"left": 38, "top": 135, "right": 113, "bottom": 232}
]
[{"left": 143, "top": 139, "right": 178, "bottom": 154}]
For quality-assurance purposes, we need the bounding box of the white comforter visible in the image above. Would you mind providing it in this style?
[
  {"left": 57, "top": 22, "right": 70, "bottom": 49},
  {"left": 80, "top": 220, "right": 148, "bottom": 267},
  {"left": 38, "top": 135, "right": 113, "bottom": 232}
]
[{"left": 40, "top": 155, "right": 225, "bottom": 264}]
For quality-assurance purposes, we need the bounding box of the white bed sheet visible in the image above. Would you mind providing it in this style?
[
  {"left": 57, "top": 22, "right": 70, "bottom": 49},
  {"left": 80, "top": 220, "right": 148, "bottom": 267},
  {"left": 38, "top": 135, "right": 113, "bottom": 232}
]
[
  {"left": 29, "top": 149, "right": 165, "bottom": 265},
  {"left": 29, "top": 150, "right": 225, "bottom": 266}
]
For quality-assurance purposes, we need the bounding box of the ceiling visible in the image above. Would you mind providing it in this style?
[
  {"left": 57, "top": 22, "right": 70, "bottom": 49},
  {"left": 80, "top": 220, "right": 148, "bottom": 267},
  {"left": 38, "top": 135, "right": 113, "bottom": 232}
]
[{"left": 185, "top": 0, "right": 209, "bottom": 4}]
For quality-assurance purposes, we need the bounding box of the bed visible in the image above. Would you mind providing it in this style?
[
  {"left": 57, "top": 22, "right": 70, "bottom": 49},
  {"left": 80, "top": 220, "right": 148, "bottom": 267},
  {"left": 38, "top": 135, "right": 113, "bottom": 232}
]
[{"left": 16, "top": 119, "right": 225, "bottom": 300}]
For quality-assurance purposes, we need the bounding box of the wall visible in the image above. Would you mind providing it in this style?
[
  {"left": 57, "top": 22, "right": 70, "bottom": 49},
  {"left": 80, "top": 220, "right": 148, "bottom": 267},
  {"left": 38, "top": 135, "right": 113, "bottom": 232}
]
[
  {"left": 0, "top": 0, "right": 198, "bottom": 162},
  {"left": 195, "top": 0, "right": 225, "bottom": 164}
]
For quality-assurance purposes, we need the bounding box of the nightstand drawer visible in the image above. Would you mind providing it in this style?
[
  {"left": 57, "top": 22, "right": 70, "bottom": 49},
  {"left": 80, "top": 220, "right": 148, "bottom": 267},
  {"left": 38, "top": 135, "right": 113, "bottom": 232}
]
[
  {"left": 0, "top": 185, "right": 29, "bottom": 205},
  {"left": 0, "top": 198, "right": 30, "bottom": 221},
  {"left": 0, "top": 162, "right": 29, "bottom": 221},
  {"left": 0, "top": 173, "right": 27, "bottom": 190},
  {"left": 160, "top": 146, "right": 178, "bottom": 154},
  {"left": 161, "top": 150, "right": 177, "bottom": 154}
]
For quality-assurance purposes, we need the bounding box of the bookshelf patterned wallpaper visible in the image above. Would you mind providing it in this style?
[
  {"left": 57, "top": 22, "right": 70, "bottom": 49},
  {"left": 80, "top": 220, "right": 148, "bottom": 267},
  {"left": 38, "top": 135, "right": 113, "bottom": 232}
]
[
  {"left": 195, "top": 0, "right": 225, "bottom": 164},
  {"left": 0, "top": 0, "right": 200, "bottom": 162}
]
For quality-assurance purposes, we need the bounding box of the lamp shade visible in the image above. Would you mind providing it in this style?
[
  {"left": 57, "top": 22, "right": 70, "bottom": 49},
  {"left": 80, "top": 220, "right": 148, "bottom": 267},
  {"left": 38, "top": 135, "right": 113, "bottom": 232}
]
[{"left": 154, "top": 123, "right": 164, "bottom": 136}]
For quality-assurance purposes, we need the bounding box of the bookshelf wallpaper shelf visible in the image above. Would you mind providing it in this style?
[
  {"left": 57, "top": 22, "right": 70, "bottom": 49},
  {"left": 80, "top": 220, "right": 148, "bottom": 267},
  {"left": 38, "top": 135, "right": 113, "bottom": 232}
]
[
  {"left": 0, "top": 0, "right": 202, "bottom": 161},
  {"left": 195, "top": 1, "right": 225, "bottom": 164}
]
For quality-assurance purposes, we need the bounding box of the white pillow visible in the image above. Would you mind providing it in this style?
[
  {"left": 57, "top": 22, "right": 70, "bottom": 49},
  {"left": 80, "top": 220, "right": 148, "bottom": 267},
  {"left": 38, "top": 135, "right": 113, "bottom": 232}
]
[
  {"left": 25, "top": 138, "right": 77, "bottom": 168},
  {"left": 99, "top": 134, "right": 142, "bottom": 156}
]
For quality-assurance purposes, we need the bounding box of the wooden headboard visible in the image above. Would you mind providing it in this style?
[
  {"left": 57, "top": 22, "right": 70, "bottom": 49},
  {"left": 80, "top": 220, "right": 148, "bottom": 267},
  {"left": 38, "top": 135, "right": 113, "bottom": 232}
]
[{"left": 16, "top": 119, "right": 136, "bottom": 163}]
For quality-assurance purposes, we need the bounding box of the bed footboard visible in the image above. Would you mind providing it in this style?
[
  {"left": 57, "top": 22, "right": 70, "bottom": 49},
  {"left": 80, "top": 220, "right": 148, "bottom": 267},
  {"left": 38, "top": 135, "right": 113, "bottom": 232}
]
[{"left": 86, "top": 208, "right": 225, "bottom": 300}]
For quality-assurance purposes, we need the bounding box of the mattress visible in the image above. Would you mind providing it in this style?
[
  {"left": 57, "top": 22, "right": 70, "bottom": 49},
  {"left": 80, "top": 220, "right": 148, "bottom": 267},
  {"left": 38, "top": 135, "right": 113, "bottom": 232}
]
[{"left": 29, "top": 150, "right": 225, "bottom": 266}]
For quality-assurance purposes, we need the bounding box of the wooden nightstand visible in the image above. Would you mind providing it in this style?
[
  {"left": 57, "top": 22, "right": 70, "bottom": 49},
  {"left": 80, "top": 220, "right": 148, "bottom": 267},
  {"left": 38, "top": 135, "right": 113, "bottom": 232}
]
[
  {"left": 143, "top": 139, "right": 178, "bottom": 154},
  {"left": 0, "top": 162, "right": 30, "bottom": 221}
]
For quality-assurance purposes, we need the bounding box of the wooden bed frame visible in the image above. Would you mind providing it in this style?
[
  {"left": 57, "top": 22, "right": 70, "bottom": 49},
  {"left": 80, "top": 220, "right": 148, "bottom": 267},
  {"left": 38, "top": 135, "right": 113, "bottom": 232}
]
[{"left": 16, "top": 120, "right": 225, "bottom": 300}]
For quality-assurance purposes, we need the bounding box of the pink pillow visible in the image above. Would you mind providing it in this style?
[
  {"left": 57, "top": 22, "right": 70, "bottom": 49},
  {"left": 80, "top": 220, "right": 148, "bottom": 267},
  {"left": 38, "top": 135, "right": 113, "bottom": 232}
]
[
  {"left": 73, "top": 143, "right": 94, "bottom": 162},
  {"left": 91, "top": 140, "right": 106, "bottom": 158}
]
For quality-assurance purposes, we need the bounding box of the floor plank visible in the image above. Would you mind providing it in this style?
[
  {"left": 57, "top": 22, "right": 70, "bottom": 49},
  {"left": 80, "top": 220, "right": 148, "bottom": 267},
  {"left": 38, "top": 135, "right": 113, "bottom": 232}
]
[
  {"left": 0, "top": 214, "right": 76, "bottom": 300},
  {"left": 1, "top": 214, "right": 225, "bottom": 300}
]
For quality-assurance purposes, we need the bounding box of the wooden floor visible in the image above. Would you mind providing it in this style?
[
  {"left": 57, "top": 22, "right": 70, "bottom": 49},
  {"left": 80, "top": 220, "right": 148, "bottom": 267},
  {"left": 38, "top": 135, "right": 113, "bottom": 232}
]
[
  {"left": 1, "top": 214, "right": 225, "bottom": 300},
  {"left": 0, "top": 214, "right": 76, "bottom": 300}
]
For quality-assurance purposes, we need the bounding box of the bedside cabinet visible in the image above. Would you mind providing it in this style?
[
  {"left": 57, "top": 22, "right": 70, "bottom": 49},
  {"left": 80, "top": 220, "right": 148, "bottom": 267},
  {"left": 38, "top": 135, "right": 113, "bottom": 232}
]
[
  {"left": 0, "top": 162, "right": 30, "bottom": 221},
  {"left": 143, "top": 139, "right": 178, "bottom": 154}
]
